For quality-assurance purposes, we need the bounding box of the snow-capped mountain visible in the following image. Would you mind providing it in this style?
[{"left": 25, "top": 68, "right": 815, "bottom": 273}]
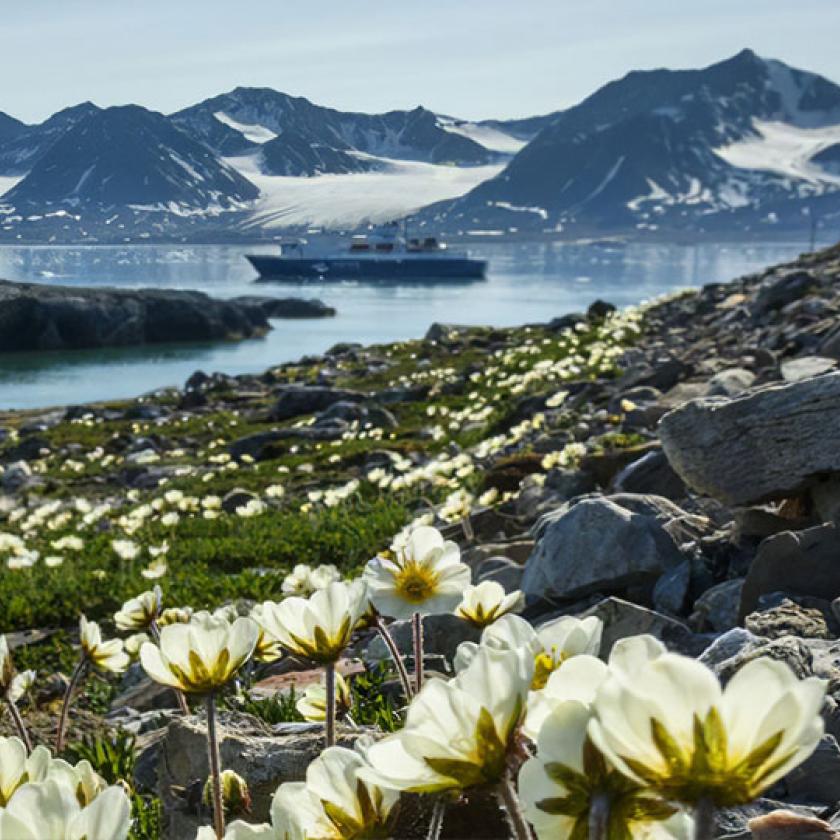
[
  {"left": 3, "top": 50, "right": 840, "bottom": 242},
  {"left": 170, "top": 88, "right": 516, "bottom": 176},
  {"left": 422, "top": 49, "right": 840, "bottom": 235},
  {"left": 0, "top": 103, "right": 101, "bottom": 176},
  {"left": 3, "top": 105, "right": 258, "bottom": 212}
]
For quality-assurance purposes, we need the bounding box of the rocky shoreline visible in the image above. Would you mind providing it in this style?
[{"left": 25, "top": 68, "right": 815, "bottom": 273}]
[
  {"left": 3, "top": 243, "right": 840, "bottom": 837},
  {"left": 0, "top": 278, "right": 335, "bottom": 353}
]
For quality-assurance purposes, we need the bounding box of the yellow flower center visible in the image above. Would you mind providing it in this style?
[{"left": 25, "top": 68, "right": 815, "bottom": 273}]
[
  {"left": 532, "top": 647, "right": 566, "bottom": 690},
  {"left": 394, "top": 562, "right": 439, "bottom": 604}
]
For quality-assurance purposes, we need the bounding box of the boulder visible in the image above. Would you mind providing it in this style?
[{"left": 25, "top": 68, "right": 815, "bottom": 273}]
[
  {"left": 740, "top": 525, "right": 840, "bottom": 618},
  {"left": 146, "top": 714, "right": 362, "bottom": 837},
  {"left": 521, "top": 494, "right": 694, "bottom": 602},
  {"left": 612, "top": 450, "right": 687, "bottom": 502},
  {"left": 579, "top": 597, "right": 704, "bottom": 656},
  {"left": 699, "top": 629, "right": 815, "bottom": 683},
  {"left": 781, "top": 356, "right": 837, "bottom": 382},
  {"left": 745, "top": 599, "right": 831, "bottom": 640},
  {"left": 268, "top": 385, "right": 366, "bottom": 422},
  {"left": 659, "top": 372, "right": 840, "bottom": 507},
  {"left": 690, "top": 579, "right": 744, "bottom": 632},
  {"left": 752, "top": 270, "right": 815, "bottom": 315},
  {"left": 706, "top": 367, "right": 756, "bottom": 397}
]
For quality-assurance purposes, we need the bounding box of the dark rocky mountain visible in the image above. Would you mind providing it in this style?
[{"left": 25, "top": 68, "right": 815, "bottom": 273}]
[
  {"left": 0, "top": 102, "right": 101, "bottom": 176},
  {"left": 4, "top": 105, "right": 258, "bottom": 210},
  {"left": 0, "top": 112, "right": 26, "bottom": 145},
  {"left": 813, "top": 143, "right": 840, "bottom": 174},
  {"left": 170, "top": 87, "right": 501, "bottom": 175},
  {"left": 421, "top": 49, "right": 840, "bottom": 235}
]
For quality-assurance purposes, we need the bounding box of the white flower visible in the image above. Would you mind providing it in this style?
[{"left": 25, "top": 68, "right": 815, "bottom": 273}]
[
  {"left": 111, "top": 540, "right": 140, "bottom": 561},
  {"left": 0, "top": 779, "right": 131, "bottom": 840},
  {"left": 7, "top": 669, "right": 35, "bottom": 705},
  {"left": 454, "top": 581, "right": 524, "bottom": 627},
  {"left": 254, "top": 581, "right": 368, "bottom": 664},
  {"left": 524, "top": 635, "right": 665, "bottom": 741},
  {"left": 454, "top": 613, "right": 602, "bottom": 689},
  {"left": 141, "top": 558, "right": 168, "bottom": 579},
  {"left": 589, "top": 654, "right": 827, "bottom": 806},
  {"left": 519, "top": 700, "right": 693, "bottom": 839},
  {"left": 79, "top": 617, "right": 129, "bottom": 674},
  {"left": 140, "top": 611, "right": 258, "bottom": 694},
  {"left": 296, "top": 672, "right": 352, "bottom": 722},
  {"left": 114, "top": 586, "right": 162, "bottom": 631},
  {"left": 359, "top": 645, "right": 533, "bottom": 793},
  {"left": 271, "top": 746, "right": 399, "bottom": 839},
  {"left": 363, "top": 525, "right": 470, "bottom": 620}
]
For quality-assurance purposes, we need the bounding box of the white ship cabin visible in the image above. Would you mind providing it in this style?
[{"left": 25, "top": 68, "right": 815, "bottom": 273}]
[{"left": 348, "top": 223, "right": 448, "bottom": 254}]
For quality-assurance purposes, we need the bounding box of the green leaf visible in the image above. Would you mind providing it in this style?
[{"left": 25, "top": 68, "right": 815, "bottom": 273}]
[
  {"left": 322, "top": 800, "right": 363, "bottom": 836},
  {"left": 543, "top": 761, "right": 590, "bottom": 798},
  {"left": 650, "top": 718, "right": 688, "bottom": 775},
  {"left": 535, "top": 793, "right": 588, "bottom": 818}
]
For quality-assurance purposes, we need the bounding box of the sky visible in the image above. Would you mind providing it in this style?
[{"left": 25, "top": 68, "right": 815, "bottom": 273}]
[{"left": 6, "top": 0, "right": 840, "bottom": 125}]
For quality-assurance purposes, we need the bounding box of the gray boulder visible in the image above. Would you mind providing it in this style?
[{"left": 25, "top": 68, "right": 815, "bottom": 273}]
[
  {"left": 690, "top": 579, "right": 744, "bottom": 632},
  {"left": 579, "top": 597, "right": 704, "bottom": 656},
  {"left": 521, "top": 494, "right": 695, "bottom": 602},
  {"left": 659, "top": 372, "right": 840, "bottom": 506},
  {"left": 740, "top": 524, "right": 840, "bottom": 618},
  {"left": 268, "top": 385, "right": 366, "bottom": 422}
]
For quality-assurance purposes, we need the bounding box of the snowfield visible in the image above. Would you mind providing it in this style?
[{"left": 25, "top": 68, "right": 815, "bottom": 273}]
[
  {"left": 714, "top": 119, "right": 840, "bottom": 188},
  {"left": 0, "top": 175, "right": 24, "bottom": 199},
  {"left": 227, "top": 154, "right": 504, "bottom": 228},
  {"left": 436, "top": 118, "right": 528, "bottom": 154},
  {"left": 213, "top": 112, "right": 278, "bottom": 144}
]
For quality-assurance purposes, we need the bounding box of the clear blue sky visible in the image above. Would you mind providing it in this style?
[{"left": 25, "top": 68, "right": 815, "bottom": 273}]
[{"left": 7, "top": 0, "right": 840, "bottom": 124}]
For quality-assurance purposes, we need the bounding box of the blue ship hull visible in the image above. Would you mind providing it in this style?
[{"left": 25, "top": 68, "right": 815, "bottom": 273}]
[{"left": 247, "top": 254, "right": 486, "bottom": 280}]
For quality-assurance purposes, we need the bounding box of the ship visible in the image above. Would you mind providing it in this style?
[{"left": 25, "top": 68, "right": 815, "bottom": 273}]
[{"left": 246, "top": 223, "right": 486, "bottom": 280}]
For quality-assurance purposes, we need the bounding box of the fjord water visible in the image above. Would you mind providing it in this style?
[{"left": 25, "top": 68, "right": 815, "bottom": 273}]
[{"left": 0, "top": 241, "right": 808, "bottom": 410}]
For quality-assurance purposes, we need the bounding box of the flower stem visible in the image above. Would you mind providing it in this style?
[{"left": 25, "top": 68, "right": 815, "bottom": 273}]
[
  {"left": 412, "top": 612, "right": 424, "bottom": 693},
  {"left": 693, "top": 797, "right": 716, "bottom": 840},
  {"left": 426, "top": 796, "right": 447, "bottom": 840},
  {"left": 325, "top": 661, "right": 336, "bottom": 748},
  {"left": 205, "top": 693, "right": 225, "bottom": 840},
  {"left": 6, "top": 696, "right": 32, "bottom": 754},
  {"left": 497, "top": 773, "right": 532, "bottom": 840},
  {"left": 373, "top": 615, "right": 413, "bottom": 700},
  {"left": 150, "top": 621, "right": 190, "bottom": 715},
  {"left": 589, "top": 792, "right": 610, "bottom": 840},
  {"left": 56, "top": 658, "right": 86, "bottom": 754}
]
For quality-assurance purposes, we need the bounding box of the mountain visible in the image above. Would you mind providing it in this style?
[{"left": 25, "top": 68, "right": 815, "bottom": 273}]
[
  {"left": 0, "top": 103, "right": 101, "bottom": 175},
  {"left": 4, "top": 105, "right": 258, "bottom": 210},
  {"left": 170, "top": 88, "right": 509, "bottom": 175},
  {"left": 0, "top": 112, "right": 26, "bottom": 145},
  {"left": 421, "top": 49, "right": 840, "bottom": 234}
]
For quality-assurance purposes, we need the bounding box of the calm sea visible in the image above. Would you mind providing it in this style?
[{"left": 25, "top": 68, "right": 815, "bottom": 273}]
[{"left": 0, "top": 240, "right": 809, "bottom": 410}]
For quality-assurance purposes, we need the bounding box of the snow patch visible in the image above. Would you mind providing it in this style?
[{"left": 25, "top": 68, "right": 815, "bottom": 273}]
[
  {"left": 436, "top": 117, "right": 526, "bottom": 154},
  {"left": 213, "top": 112, "right": 278, "bottom": 144},
  {"left": 226, "top": 154, "right": 503, "bottom": 229},
  {"left": 0, "top": 174, "right": 25, "bottom": 199},
  {"left": 714, "top": 119, "right": 840, "bottom": 188},
  {"left": 488, "top": 201, "right": 548, "bottom": 220}
]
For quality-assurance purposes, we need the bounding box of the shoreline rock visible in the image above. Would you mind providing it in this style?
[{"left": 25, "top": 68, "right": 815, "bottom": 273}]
[{"left": 0, "top": 278, "right": 334, "bottom": 353}]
